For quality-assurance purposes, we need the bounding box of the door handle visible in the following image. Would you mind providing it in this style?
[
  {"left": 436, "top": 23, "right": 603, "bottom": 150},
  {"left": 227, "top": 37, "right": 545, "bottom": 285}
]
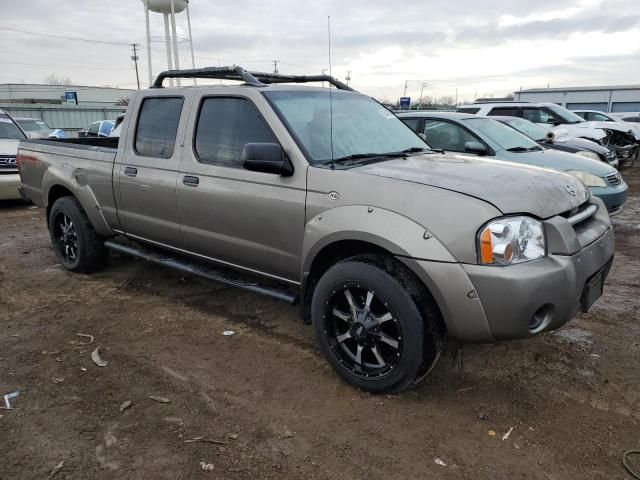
[
  {"left": 183, "top": 175, "right": 199, "bottom": 187},
  {"left": 124, "top": 166, "right": 137, "bottom": 177}
]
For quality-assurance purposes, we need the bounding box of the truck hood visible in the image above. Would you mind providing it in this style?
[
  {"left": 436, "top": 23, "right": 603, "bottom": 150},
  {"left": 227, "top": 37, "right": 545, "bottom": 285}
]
[
  {"left": 0, "top": 139, "right": 19, "bottom": 156},
  {"left": 353, "top": 153, "right": 588, "bottom": 219}
]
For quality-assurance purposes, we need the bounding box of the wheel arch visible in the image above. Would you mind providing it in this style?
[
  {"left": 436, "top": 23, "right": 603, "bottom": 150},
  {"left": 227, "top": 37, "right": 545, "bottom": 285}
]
[
  {"left": 300, "top": 237, "right": 447, "bottom": 338},
  {"left": 43, "top": 175, "right": 113, "bottom": 238}
]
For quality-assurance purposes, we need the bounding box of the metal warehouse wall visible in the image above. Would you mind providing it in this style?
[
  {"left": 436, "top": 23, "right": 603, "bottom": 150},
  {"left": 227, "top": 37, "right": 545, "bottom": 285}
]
[
  {"left": 0, "top": 103, "right": 126, "bottom": 131},
  {"left": 514, "top": 88, "right": 640, "bottom": 113},
  {"left": 0, "top": 84, "right": 135, "bottom": 105}
]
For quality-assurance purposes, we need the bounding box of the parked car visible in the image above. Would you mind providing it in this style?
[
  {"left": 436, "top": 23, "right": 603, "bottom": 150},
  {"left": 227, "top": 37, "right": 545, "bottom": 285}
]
[
  {"left": 14, "top": 117, "right": 65, "bottom": 139},
  {"left": 492, "top": 116, "right": 618, "bottom": 168},
  {"left": 458, "top": 102, "right": 638, "bottom": 165},
  {"left": 78, "top": 120, "right": 115, "bottom": 138},
  {"left": 572, "top": 110, "right": 640, "bottom": 140},
  {"left": 18, "top": 66, "right": 615, "bottom": 393},
  {"left": 398, "top": 112, "right": 628, "bottom": 215},
  {"left": 0, "top": 109, "right": 27, "bottom": 200}
]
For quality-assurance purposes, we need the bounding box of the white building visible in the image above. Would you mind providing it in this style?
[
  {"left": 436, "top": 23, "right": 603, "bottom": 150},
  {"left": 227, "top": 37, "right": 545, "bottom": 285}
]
[{"left": 513, "top": 85, "right": 640, "bottom": 113}]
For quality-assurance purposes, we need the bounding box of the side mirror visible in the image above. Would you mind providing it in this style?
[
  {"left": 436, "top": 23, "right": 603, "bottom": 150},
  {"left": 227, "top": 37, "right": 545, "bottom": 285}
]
[
  {"left": 464, "top": 141, "right": 487, "bottom": 155},
  {"left": 242, "top": 143, "right": 293, "bottom": 176}
]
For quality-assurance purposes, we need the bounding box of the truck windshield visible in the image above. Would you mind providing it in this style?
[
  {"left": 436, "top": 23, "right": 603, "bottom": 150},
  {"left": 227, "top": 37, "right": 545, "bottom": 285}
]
[
  {"left": 264, "top": 90, "right": 427, "bottom": 164},
  {"left": 0, "top": 113, "right": 27, "bottom": 140},
  {"left": 464, "top": 118, "right": 541, "bottom": 151}
]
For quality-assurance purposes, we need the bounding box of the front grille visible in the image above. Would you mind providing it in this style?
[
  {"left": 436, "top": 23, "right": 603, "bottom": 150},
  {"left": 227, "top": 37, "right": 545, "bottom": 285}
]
[
  {"left": 606, "top": 172, "right": 622, "bottom": 186},
  {"left": 0, "top": 155, "right": 17, "bottom": 169},
  {"left": 561, "top": 201, "right": 598, "bottom": 226}
]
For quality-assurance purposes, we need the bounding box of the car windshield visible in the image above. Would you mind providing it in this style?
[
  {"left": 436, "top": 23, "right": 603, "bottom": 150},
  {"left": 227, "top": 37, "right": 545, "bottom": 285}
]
[
  {"left": 18, "top": 119, "right": 52, "bottom": 133},
  {"left": 264, "top": 90, "right": 427, "bottom": 164},
  {"left": 504, "top": 118, "right": 549, "bottom": 142},
  {"left": 0, "top": 113, "right": 27, "bottom": 140},
  {"left": 464, "top": 118, "right": 540, "bottom": 151},
  {"left": 546, "top": 105, "right": 585, "bottom": 124}
]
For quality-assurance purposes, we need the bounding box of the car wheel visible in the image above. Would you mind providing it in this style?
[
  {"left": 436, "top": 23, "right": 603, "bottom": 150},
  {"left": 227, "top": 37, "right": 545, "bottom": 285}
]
[
  {"left": 311, "top": 255, "right": 441, "bottom": 393},
  {"left": 48, "top": 196, "right": 107, "bottom": 273}
]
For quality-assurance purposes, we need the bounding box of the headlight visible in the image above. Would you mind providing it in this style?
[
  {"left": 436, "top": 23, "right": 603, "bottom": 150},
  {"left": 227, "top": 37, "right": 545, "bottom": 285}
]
[
  {"left": 565, "top": 170, "right": 606, "bottom": 187},
  {"left": 478, "top": 216, "right": 546, "bottom": 265},
  {"left": 574, "top": 150, "right": 600, "bottom": 161}
]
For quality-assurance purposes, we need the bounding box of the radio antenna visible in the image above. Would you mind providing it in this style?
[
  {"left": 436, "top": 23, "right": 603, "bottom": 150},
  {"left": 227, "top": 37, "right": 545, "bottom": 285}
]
[{"left": 327, "top": 15, "right": 335, "bottom": 170}]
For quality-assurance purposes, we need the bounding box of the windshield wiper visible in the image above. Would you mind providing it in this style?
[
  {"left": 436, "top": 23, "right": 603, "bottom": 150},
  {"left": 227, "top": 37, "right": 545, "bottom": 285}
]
[{"left": 506, "top": 146, "right": 540, "bottom": 152}]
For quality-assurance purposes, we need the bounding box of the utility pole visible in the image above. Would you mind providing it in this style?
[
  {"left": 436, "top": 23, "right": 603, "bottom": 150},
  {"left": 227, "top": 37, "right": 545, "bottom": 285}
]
[
  {"left": 419, "top": 82, "right": 427, "bottom": 108},
  {"left": 403, "top": 80, "right": 408, "bottom": 97},
  {"left": 273, "top": 60, "right": 279, "bottom": 74},
  {"left": 345, "top": 70, "right": 351, "bottom": 86},
  {"left": 455, "top": 87, "right": 458, "bottom": 106},
  {"left": 131, "top": 43, "right": 141, "bottom": 90}
]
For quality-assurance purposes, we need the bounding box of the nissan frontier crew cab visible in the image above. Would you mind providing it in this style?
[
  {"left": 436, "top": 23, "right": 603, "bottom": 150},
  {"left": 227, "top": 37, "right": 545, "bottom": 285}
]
[{"left": 17, "top": 67, "right": 615, "bottom": 393}]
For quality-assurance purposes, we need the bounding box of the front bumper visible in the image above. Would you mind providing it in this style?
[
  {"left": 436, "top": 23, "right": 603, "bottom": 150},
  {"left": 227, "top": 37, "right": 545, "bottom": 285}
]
[
  {"left": 590, "top": 182, "right": 628, "bottom": 215},
  {"left": 0, "top": 173, "right": 22, "bottom": 200},
  {"left": 401, "top": 227, "right": 615, "bottom": 343}
]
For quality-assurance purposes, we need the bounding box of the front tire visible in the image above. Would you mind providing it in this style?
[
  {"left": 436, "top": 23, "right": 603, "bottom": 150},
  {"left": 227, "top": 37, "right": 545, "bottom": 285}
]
[
  {"left": 48, "top": 196, "right": 107, "bottom": 273},
  {"left": 311, "top": 256, "right": 441, "bottom": 393}
]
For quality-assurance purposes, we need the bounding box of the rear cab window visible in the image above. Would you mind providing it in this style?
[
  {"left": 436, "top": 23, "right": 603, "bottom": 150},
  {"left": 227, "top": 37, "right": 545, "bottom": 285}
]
[
  {"left": 194, "top": 97, "right": 276, "bottom": 167},
  {"left": 135, "top": 97, "right": 184, "bottom": 158}
]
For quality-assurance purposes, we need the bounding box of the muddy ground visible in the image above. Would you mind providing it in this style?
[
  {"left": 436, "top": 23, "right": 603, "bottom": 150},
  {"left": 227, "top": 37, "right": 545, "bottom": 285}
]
[{"left": 1, "top": 168, "right": 639, "bottom": 480}]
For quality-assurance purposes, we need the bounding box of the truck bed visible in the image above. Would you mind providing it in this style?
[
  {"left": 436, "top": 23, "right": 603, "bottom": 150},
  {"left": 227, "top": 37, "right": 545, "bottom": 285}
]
[{"left": 17, "top": 138, "right": 119, "bottom": 218}]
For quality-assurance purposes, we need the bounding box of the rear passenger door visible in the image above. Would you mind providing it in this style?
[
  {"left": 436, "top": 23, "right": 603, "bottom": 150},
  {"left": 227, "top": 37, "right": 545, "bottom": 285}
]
[
  {"left": 115, "top": 95, "right": 187, "bottom": 248},
  {"left": 176, "top": 94, "right": 307, "bottom": 283}
]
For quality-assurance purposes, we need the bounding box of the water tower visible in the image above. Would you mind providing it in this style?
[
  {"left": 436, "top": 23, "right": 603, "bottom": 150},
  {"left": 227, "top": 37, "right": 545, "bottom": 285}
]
[{"left": 142, "top": 0, "right": 196, "bottom": 86}]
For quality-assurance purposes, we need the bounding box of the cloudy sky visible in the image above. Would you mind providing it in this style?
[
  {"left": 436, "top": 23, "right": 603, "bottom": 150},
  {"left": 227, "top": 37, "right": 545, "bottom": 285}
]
[{"left": 1, "top": 0, "right": 639, "bottom": 102}]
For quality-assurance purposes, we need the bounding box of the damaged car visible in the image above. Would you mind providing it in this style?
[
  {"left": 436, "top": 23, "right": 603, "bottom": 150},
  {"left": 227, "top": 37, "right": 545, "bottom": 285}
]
[
  {"left": 459, "top": 102, "right": 639, "bottom": 166},
  {"left": 492, "top": 116, "right": 618, "bottom": 168}
]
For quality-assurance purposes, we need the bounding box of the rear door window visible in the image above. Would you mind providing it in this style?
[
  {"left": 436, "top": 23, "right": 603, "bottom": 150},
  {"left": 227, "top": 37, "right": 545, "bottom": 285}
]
[
  {"left": 135, "top": 97, "right": 184, "bottom": 158},
  {"left": 400, "top": 118, "right": 419, "bottom": 131},
  {"left": 488, "top": 107, "right": 519, "bottom": 116},
  {"left": 456, "top": 107, "right": 480, "bottom": 114},
  {"left": 194, "top": 97, "right": 276, "bottom": 167},
  {"left": 422, "top": 120, "right": 480, "bottom": 152},
  {"left": 522, "top": 107, "right": 557, "bottom": 124}
]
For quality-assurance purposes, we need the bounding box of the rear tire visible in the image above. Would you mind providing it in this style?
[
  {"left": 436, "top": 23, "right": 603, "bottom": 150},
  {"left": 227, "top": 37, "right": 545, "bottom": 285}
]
[
  {"left": 311, "top": 255, "right": 441, "bottom": 393},
  {"left": 48, "top": 196, "right": 107, "bottom": 273}
]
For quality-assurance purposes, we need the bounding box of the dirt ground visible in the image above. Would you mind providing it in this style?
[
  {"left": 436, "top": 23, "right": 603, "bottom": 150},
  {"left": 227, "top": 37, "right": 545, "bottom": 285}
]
[{"left": 1, "top": 169, "right": 639, "bottom": 480}]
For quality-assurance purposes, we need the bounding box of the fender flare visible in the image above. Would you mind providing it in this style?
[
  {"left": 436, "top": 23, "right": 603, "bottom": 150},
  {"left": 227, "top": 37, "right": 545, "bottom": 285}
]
[
  {"left": 43, "top": 163, "right": 114, "bottom": 237},
  {"left": 302, "top": 205, "right": 456, "bottom": 275}
]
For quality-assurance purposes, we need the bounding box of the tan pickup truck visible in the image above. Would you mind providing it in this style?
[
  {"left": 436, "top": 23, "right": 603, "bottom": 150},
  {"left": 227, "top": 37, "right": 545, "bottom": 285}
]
[{"left": 17, "top": 67, "right": 615, "bottom": 393}]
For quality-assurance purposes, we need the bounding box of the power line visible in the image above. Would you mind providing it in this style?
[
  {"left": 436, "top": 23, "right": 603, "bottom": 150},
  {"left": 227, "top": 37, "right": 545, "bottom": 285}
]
[{"left": 0, "top": 27, "right": 132, "bottom": 46}]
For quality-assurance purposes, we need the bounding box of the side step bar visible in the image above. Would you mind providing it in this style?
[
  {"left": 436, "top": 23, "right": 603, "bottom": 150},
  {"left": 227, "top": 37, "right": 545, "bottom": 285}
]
[{"left": 104, "top": 238, "right": 298, "bottom": 305}]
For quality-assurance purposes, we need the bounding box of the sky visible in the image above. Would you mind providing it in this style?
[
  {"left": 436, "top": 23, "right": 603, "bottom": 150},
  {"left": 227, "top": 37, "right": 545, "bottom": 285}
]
[{"left": 1, "top": 0, "right": 639, "bottom": 103}]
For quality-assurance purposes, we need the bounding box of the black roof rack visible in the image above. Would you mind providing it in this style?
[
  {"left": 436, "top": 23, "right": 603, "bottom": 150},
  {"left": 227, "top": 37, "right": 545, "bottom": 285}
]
[{"left": 152, "top": 65, "right": 354, "bottom": 91}]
